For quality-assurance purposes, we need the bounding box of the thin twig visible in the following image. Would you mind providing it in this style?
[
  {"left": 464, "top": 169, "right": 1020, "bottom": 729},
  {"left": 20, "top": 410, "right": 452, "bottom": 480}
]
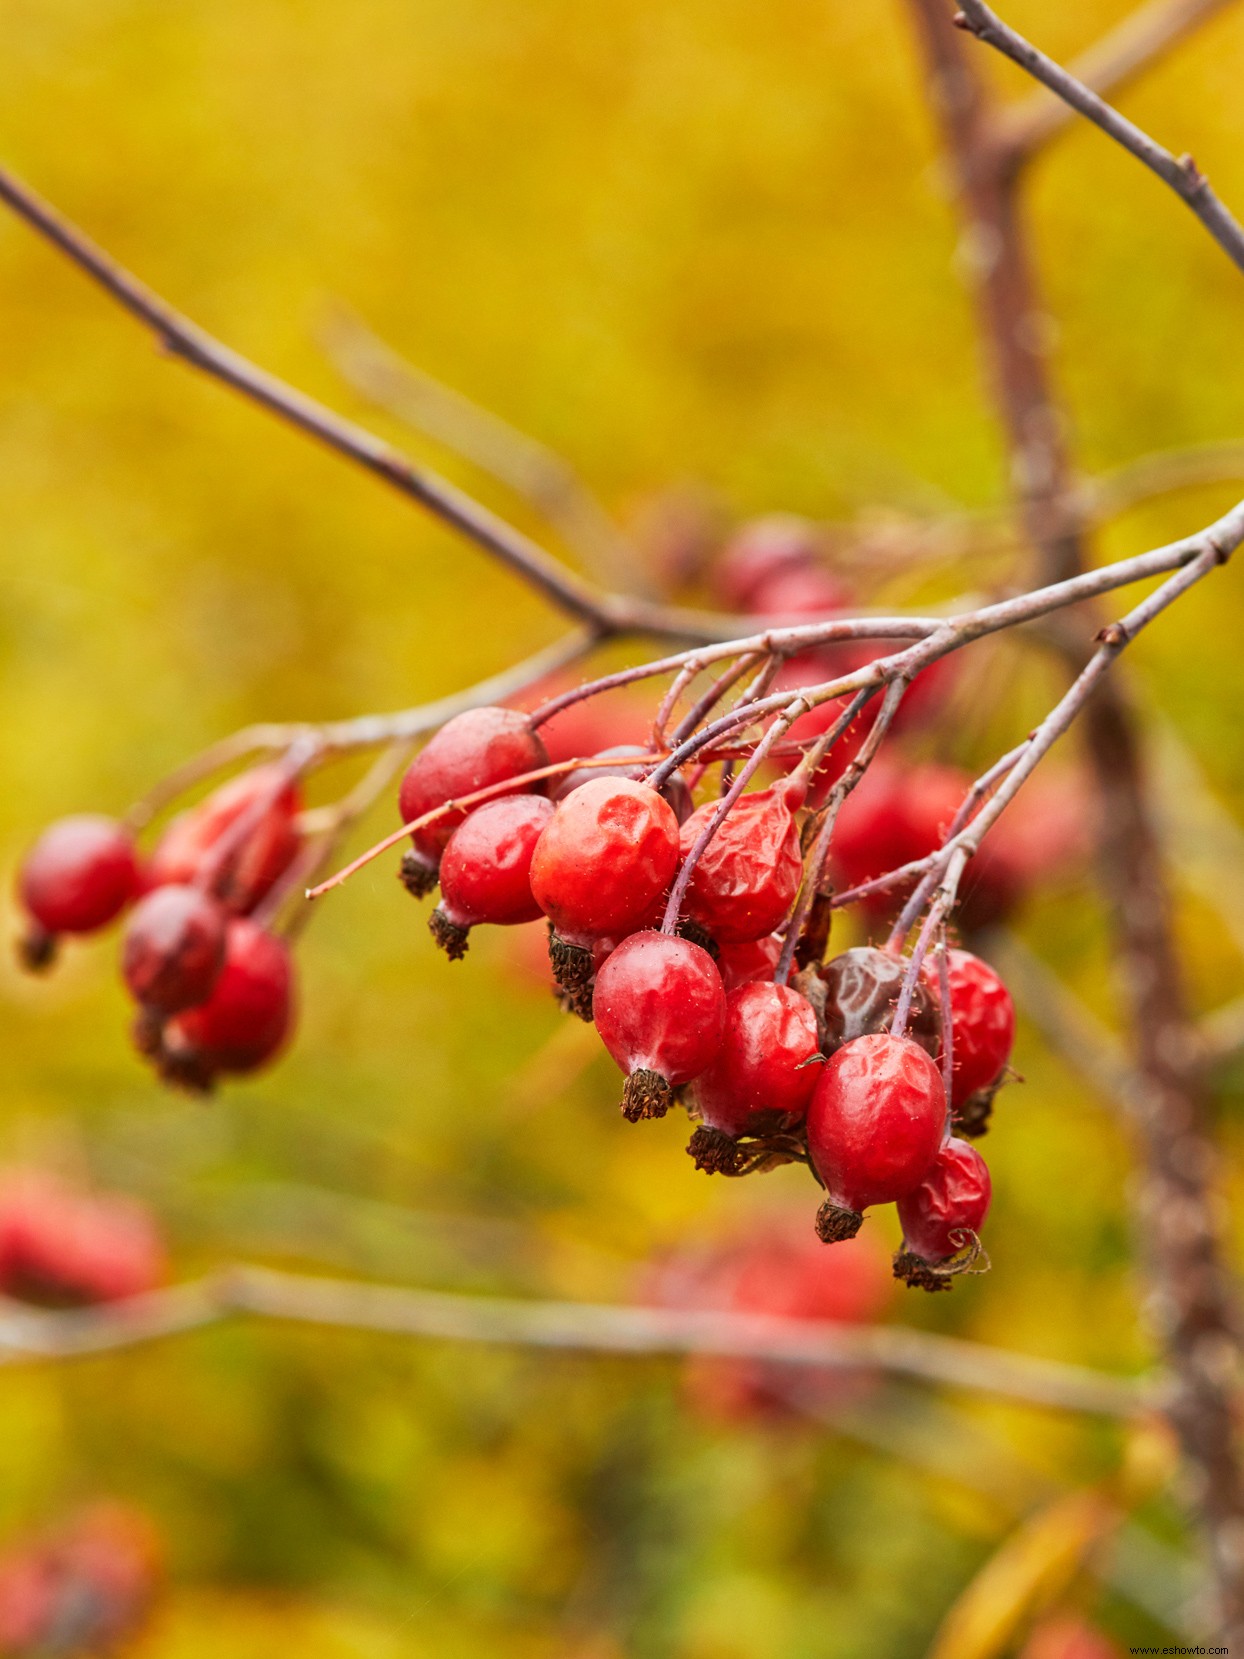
[
  {"left": 956, "top": 0, "right": 1244, "bottom": 274},
  {"left": 0, "top": 1266, "right": 1147, "bottom": 1417},
  {"left": 999, "top": 0, "right": 1237, "bottom": 164}
]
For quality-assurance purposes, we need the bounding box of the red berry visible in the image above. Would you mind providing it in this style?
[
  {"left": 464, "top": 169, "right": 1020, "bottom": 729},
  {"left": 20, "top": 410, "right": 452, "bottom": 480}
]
[
  {"left": 896, "top": 1135, "right": 990, "bottom": 1263},
  {"left": 747, "top": 562, "right": 849, "bottom": 619},
  {"left": 0, "top": 1505, "right": 161, "bottom": 1657},
  {"left": 926, "top": 947, "right": 1015, "bottom": 1108},
  {"left": 550, "top": 745, "right": 692, "bottom": 824},
  {"left": 692, "top": 983, "right": 820, "bottom": 1136},
  {"left": 161, "top": 917, "right": 294, "bottom": 1086},
  {"left": 713, "top": 515, "right": 833, "bottom": 611},
  {"left": 0, "top": 1170, "right": 165, "bottom": 1306},
  {"left": 18, "top": 816, "right": 139, "bottom": 941},
  {"left": 646, "top": 1225, "right": 891, "bottom": 1420},
  {"left": 592, "top": 930, "right": 726, "bottom": 1119},
  {"left": 1019, "top": 1616, "right": 1122, "bottom": 1659},
  {"left": 806, "top": 1033, "right": 946, "bottom": 1240},
  {"left": 397, "top": 707, "right": 547, "bottom": 893},
  {"left": 121, "top": 885, "right": 227, "bottom": 1013},
  {"left": 716, "top": 933, "right": 782, "bottom": 991},
  {"left": 678, "top": 781, "right": 805, "bottom": 945},
  {"left": 149, "top": 765, "right": 302, "bottom": 914},
  {"left": 429, "top": 795, "right": 554, "bottom": 958},
  {"left": 531, "top": 779, "right": 680, "bottom": 941}
]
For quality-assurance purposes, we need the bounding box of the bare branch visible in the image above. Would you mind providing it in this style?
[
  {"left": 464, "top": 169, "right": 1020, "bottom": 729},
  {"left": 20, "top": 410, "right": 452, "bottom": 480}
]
[
  {"left": 956, "top": 0, "right": 1244, "bottom": 274},
  {"left": 0, "top": 1266, "right": 1147, "bottom": 1417},
  {"left": 999, "top": 0, "right": 1237, "bottom": 164}
]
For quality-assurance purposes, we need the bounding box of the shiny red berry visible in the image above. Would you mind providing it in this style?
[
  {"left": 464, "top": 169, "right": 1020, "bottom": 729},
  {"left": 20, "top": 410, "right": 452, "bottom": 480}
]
[
  {"left": 531, "top": 778, "right": 680, "bottom": 941},
  {"left": 160, "top": 917, "right": 294, "bottom": 1088},
  {"left": 593, "top": 930, "right": 726, "bottom": 1120},
  {"left": 149, "top": 765, "right": 302, "bottom": 914},
  {"left": 927, "top": 947, "right": 1015, "bottom": 1108},
  {"left": 18, "top": 816, "right": 140, "bottom": 958},
  {"left": 121, "top": 885, "right": 228, "bottom": 1013},
  {"left": 806, "top": 1033, "right": 946, "bottom": 1241},
  {"left": 896, "top": 1136, "right": 991, "bottom": 1265},
  {"left": 716, "top": 933, "right": 782, "bottom": 991},
  {"left": 678, "top": 780, "right": 805, "bottom": 945},
  {"left": 550, "top": 745, "right": 693, "bottom": 824},
  {"left": 397, "top": 707, "right": 547, "bottom": 894},
  {"left": 429, "top": 795, "right": 553, "bottom": 959},
  {"left": 692, "top": 983, "right": 820, "bottom": 1137}
]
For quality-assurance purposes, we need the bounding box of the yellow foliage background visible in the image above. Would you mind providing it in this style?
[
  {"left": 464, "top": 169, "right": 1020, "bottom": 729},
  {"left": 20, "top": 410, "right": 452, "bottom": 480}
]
[{"left": 3, "top": 1, "right": 1244, "bottom": 1653}]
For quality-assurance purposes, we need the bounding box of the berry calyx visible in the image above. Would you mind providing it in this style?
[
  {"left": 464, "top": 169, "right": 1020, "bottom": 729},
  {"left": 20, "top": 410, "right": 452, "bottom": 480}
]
[
  {"left": 692, "top": 983, "right": 820, "bottom": 1137},
  {"left": 549, "top": 745, "right": 692, "bottom": 823},
  {"left": 121, "top": 885, "right": 228, "bottom": 1013},
  {"left": 677, "top": 780, "right": 805, "bottom": 944},
  {"left": 17, "top": 816, "right": 140, "bottom": 966},
  {"left": 531, "top": 778, "right": 680, "bottom": 940},
  {"left": 157, "top": 917, "right": 294, "bottom": 1090},
  {"left": 593, "top": 931, "right": 726, "bottom": 1120},
  {"left": 428, "top": 795, "right": 553, "bottom": 959},
  {"left": 806, "top": 1033, "right": 946, "bottom": 1241},
  {"left": 925, "top": 947, "right": 1015, "bottom": 1108},
  {"left": 894, "top": 1136, "right": 991, "bottom": 1292},
  {"left": 149, "top": 765, "right": 302, "bottom": 914},
  {"left": 397, "top": 707, "right": 548, "bottom": 893},
  {"left": 818, "top": 946, "right": 939, "bottom": 1058}
]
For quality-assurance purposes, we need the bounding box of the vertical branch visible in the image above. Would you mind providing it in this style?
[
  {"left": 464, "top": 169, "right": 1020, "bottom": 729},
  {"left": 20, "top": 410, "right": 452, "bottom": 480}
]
[{"left": 904, "top": 0, "right": 1244, "bottom": 1639}]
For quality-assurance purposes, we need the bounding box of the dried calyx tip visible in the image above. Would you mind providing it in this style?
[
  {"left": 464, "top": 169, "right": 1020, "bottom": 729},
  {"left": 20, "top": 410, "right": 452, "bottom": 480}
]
[
  {"left": 814, "top": 1199, "right": 864, "bottom": 1244},
  {"left": 622, "top": 1068, "right": 673, "bottom": 1122},
  {"left": 893, "top": 1231, "right": 989, "bottom": 1293},
  {"left": 687, "top": 1125, "right": 745, "bottom": 1174},
  {"left": 548, "top": 929, "right": 596, "bottom": 1021},
  {"left": 400, "top": 850, "right": 439, "bottom": 900},
  {"left": 16, "top": 924, "right": 58, "bottom": 974},
  {"left": 428, "top": 908, "right": 470, "bottom": 961}
]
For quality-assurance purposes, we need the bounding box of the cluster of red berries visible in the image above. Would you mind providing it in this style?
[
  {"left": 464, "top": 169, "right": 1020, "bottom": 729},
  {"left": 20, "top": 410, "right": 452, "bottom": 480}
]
[
  {"left": 0, "top": 1504, "right": 161, "bottom": 1658},
  {"left": 392, "top": 689, "right": 1016, "bottom": 1290},
  {"left": 16, "top": 766, "right": 300, "bottom": 1091},
  {"left": 14, "top": 519, "right": 1049, "bottom": 1285},
  {"left": 0, "top": 1170, "right": 165, "bottom": 1308}
]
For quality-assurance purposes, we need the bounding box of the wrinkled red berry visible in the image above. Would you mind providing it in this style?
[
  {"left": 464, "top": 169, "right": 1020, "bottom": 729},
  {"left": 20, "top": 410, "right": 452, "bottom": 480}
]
[
  {"left": 397, "top": 707, "right": 547, "bottom": 892},
  {"left": 925, "top": 947, "right": 1015, "bottom": 1107},
  {"left": 429, "top": 795, "right": 553, "bottom": 958},
  {"left": 550, "top": 745, "right": 692, "bottom": 824},
  {"left": 150, "top": 765, "right": 301, "bottom": 914},
  {"left": 678, "top": 780, "right": 805, "bottom": 945},
  {"left": 896, "top": 1135, "right": 991, "bottom": 1265},
  {"left": 819, "top": 945, "right": 939, "bottom": 1058},
  {"left": 121, "top": 884, "right": 227, "bottom": 1013},
  {"left": 716, "top": 933, "right": 782, "bottom": 991},
  {"left": 531, "top": 779, "right": 680, "bottom": 941},
  {"left": 593, "top": 930, "right": 726, "bottom": 1120},
  {"left": 0, "top": 1170, "right": 165, "bottom": 1306},
  {"left": 692, "top": 983, "right": 820, "bottom": 1136},
  {"left": 161, "top": 917, "right": 293, "bottom": 1085},
  {"left": 18, "top": 816, "right": 140, "bottom": 941},
  {"left": 806, "top": 1033, "right": 946, "bottom": 1240}
]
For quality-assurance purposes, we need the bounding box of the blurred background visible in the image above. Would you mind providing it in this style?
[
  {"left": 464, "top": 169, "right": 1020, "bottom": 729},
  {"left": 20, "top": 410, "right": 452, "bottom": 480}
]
[{"left": 4, "top": 0, "right": 1244, "bottom": 1653}]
